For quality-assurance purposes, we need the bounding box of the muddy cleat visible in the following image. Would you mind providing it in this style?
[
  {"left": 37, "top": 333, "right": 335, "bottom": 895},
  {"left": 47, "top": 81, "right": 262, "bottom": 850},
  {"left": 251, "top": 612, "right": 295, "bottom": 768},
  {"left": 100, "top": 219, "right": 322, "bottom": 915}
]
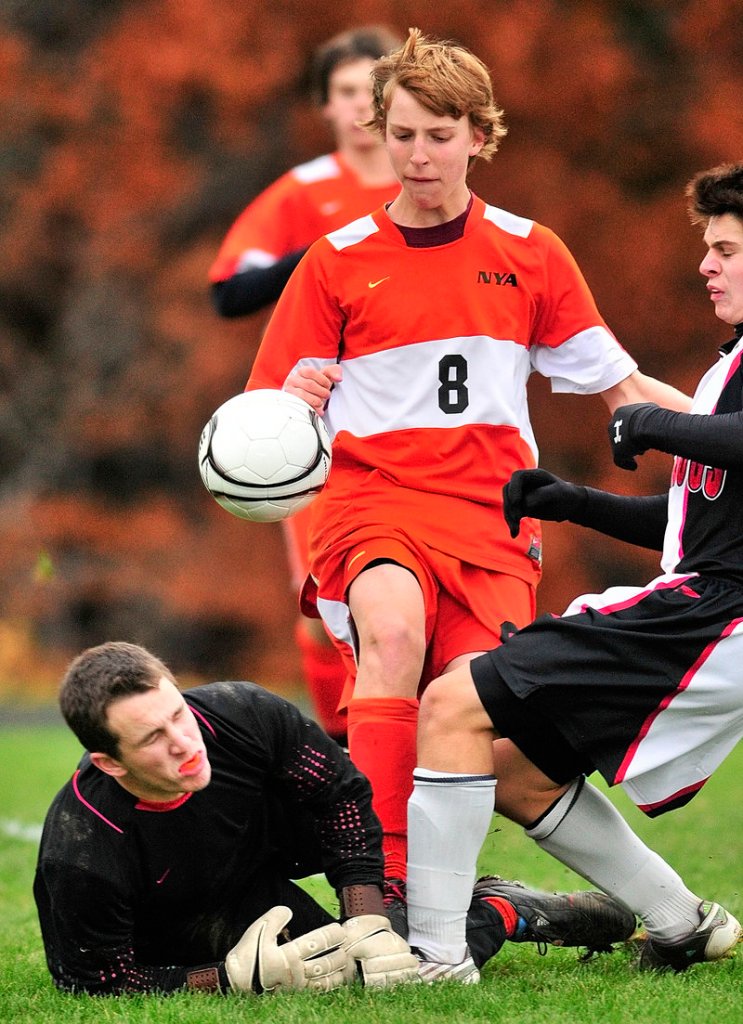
[
  {"left": 415, "top": 950, "right": 480, "bottom": 984},
  {"left": 639, "top": 902, "right": 742, "bottom": 972},
  {"left": 473, "top": 875, "right": 637, "bottom": 954},
  {"left": 383, "top": 877, "right": 408, "bottom": 940}
]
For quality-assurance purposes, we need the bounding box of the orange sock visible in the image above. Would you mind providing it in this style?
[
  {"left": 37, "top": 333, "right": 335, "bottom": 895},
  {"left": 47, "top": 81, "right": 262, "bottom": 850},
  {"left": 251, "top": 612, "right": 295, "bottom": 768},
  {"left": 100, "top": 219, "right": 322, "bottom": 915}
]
[
  {"left": 347, "top": 696, "right": 419, "bottom": 880},
  {"left": 295, "top": 623, "right": 347, "bottom": 742}
]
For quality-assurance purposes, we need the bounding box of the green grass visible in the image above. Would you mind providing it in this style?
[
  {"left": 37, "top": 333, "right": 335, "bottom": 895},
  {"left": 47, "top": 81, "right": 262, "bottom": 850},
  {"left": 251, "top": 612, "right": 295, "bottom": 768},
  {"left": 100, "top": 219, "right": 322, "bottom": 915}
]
[{"left": 1, "top": 724, "right": 740, "bottom": 1024}]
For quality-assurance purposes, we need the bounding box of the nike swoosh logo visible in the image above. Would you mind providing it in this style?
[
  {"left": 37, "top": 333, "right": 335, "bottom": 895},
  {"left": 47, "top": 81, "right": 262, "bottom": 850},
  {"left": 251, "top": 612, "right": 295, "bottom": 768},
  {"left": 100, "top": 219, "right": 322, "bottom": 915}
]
[
  {"left": 347, "top": 550, "right": 367, "bottom": 570},
  {"left": 368, "top": 277, "right": 390, "bottom": 289}
]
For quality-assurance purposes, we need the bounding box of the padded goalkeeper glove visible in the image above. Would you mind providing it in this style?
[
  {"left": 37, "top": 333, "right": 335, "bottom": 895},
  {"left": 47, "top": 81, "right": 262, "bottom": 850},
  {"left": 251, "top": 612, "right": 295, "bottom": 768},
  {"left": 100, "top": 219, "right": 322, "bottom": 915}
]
[
  {"left": 341, "top": 914, "right": 420, "bottom": 988},
  {"left": 503, "top": 469, "right": 586, "bottom": 538},
  {"left": 608, "top": 403, "right": 658, "bottom": 470},
  {"left": 224, "top": 906, "right": 349, "bottom": 994}
]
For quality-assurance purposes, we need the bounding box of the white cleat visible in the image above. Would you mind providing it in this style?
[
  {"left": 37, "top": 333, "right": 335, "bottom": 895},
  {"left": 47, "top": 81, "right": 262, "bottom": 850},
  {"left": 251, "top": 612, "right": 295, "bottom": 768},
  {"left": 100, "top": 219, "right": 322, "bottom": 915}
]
[
  {"left": 639, "top": 902, "right": 742, "bottom": 971},
  {"left": 416, "top": 953, "right": 480, "bottom": 984}
]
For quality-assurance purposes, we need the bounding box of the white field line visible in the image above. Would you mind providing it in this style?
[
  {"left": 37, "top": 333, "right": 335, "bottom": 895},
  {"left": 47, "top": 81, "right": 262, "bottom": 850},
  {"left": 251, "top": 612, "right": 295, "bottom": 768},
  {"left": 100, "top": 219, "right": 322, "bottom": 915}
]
[{"left": 0, "top": 818, "right": 42, "bottom": 843}]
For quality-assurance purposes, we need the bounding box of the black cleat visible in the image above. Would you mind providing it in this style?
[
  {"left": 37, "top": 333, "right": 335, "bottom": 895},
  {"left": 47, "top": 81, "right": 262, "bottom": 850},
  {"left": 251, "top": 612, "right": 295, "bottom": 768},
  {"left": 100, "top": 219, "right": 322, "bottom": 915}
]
[
  {"left": 473, "top": 875, "right": 637, "bottom": 954},
  {"left": 383, "top": 877, "right": 408, "bottom": 939}
]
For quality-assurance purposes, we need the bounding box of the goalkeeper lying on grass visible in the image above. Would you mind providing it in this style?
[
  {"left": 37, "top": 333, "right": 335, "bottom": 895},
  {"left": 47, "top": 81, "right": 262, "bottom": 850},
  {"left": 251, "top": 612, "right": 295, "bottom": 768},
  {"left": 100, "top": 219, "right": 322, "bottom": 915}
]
[{"left": 34, "top": 641, "right": 634, "bottom": 995}]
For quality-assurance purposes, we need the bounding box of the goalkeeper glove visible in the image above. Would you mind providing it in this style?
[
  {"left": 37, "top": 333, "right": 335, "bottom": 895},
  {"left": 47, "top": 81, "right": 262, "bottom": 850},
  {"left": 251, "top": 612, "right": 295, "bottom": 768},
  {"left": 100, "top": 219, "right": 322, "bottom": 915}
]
[
  {"left": 224, "top": 905, "right": 349, "bottom": 994},
  {"left": 341, "top": 914, "right": 420, "bottom": 988}
]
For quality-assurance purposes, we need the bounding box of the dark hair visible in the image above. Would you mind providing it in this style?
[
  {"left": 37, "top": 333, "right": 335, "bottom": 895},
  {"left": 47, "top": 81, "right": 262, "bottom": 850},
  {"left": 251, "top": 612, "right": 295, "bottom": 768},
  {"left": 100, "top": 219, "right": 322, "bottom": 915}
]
[
  {"left": 59, "top": 642, "right": 176, "bottom": 756},
  {"left": 687, "top": 162, "right": 743, "bottom": 225},
  {"left": 311, "top": 25, "right": 403, "bottom": 104}
]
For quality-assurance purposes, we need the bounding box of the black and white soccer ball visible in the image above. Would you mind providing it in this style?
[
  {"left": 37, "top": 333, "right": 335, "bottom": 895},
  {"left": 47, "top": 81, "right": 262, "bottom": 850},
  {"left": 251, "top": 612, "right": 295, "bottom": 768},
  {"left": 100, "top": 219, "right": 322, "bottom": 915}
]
[{"left": 198, "top": 390, "right": 332, "bottom": 523}]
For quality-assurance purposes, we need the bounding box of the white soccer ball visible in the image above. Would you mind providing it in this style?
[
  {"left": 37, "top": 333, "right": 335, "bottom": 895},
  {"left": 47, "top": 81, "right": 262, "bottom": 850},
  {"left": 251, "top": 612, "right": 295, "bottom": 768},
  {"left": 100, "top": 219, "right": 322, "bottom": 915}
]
[{"left": 198, "top": 390, "right": 332, "bottom": 523}]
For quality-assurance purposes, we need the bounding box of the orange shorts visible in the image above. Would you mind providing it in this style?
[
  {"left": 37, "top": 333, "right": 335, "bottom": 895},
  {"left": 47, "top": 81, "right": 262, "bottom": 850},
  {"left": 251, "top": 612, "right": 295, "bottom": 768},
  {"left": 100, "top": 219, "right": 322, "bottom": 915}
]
[{"left": 302, "top": 532, "right": 536, "bottom": 696}]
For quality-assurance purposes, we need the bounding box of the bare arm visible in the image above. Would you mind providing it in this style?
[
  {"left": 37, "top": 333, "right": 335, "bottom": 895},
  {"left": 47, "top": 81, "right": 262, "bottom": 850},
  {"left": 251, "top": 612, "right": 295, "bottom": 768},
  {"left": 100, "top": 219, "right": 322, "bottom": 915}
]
[{"left": 601, "top": 369, "right": 692, "bottom": 413}]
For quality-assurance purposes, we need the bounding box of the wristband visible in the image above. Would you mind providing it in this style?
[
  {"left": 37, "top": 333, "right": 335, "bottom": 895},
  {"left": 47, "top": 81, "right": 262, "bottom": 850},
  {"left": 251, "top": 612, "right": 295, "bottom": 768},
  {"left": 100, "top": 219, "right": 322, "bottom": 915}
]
[
  {"left": 339, "top": 883, "right": 385, "bottom": 919},
  {"left": 186, "top": 962, "right": 229, "bottom": 992}
]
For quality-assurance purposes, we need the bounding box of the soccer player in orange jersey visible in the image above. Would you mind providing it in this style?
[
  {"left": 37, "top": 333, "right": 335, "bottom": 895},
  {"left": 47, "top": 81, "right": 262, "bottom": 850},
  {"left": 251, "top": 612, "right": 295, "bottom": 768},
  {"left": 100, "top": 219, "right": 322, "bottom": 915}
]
[
  {"left": 245, "top": 28, "right": 691, "bottom": 914},
  {"left": 209, "top": 28, "right": 402, "bottom": 746}
]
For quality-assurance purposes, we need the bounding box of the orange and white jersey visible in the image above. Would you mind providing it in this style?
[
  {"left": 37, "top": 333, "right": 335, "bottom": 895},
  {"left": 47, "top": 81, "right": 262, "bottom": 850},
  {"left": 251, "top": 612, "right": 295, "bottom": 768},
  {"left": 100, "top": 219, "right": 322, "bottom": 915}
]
[
  {"left": 208, "top": 152, "right": 399, "bottom": 283},
  {"left": 247, "top": 194, "right": 637, "bottom": 583}
]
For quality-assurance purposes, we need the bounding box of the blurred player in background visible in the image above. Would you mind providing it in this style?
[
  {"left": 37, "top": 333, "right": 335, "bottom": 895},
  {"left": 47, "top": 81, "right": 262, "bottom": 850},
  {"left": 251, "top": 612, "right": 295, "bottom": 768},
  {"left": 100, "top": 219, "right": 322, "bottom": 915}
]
[
  {"left": 209, "top": 26, "right": 402, "bottom": 746},
  {"left": 245, "top": 27, "right": 691, "bottom": 913}
]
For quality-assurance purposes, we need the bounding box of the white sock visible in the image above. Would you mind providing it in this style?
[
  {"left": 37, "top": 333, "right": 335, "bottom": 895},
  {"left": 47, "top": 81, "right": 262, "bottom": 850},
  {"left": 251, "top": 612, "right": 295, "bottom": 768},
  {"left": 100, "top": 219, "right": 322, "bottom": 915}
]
[
  {"left": 526, "top": 778, "right": 701, "bottom": 941},
  {"left": 407, "top": 769, "right": 496, "bottom": 963}
]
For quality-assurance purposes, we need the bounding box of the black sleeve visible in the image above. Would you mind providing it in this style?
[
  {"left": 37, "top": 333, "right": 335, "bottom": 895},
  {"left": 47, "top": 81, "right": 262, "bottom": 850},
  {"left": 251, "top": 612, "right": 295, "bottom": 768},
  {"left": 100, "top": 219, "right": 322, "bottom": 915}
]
[
  {"left": 274, "top": 704, "right": 384, "bottom": 894},
  {"left": 237, "top": 686, "right": 384, "bottom": 893},
  {"left": 632, "top": 404, "right": 743, "bottom": 469},
  {"left": 189, "top": 683, "right": 384, "bottom": 895},
  {"left": 210, "top": 249, "right": 307, "bottom": 317},
  {"left": 33, "top": 862, "right": 200, "bottom": 994},
  {"left": 569, "top": 489, "right": 668, "bottom": 550}
]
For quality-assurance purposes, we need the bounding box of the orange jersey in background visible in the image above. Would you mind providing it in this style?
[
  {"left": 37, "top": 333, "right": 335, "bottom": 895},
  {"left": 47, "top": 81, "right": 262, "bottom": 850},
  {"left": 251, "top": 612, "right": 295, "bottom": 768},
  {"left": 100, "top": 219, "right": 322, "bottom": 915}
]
[{"left": 209, "top": 152, "right": 399, "bottom": 283}]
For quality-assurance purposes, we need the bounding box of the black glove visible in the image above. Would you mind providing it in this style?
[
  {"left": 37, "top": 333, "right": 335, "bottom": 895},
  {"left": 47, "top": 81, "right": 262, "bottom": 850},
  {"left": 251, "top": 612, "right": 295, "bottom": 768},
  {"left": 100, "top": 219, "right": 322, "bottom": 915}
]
[
  {"left": 502, "top": 469, "right": 586, "bottom": 539},
  {"left": 608, "top": 403, "right": 657, "bottom": 471}
]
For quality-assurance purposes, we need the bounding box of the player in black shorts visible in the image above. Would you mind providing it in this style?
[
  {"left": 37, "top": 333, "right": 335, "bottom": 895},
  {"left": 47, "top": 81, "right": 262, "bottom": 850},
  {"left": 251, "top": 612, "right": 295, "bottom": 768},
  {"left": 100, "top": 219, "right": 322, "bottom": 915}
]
[
  {"left": 406, "top": 161, "right": 743, "bottom": 978},
  {"left": 34, "top": 641, "right": 631, "bottom": 994}
]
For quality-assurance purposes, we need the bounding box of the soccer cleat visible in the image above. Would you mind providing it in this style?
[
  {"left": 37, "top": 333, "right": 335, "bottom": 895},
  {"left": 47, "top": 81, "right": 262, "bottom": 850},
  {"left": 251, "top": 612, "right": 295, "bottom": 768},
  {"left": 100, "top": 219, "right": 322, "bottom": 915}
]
[
  {"left": 415, "top": 950, "right": 480, "bottom": 984},
  {"left": 473, "top": 875, "right": 637, "bottom": 954},
  {"left": 383, "top": 877, "right": 409, "bottom": 939},
  {"left": 638, "top": 902, "right": 742, "bottom": 972}
]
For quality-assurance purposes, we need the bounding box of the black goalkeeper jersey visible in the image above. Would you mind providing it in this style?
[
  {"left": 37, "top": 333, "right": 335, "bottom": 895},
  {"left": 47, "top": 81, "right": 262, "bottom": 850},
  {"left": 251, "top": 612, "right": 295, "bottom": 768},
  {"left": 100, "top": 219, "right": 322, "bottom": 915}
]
[{"left": 34, "top": 681, "right": 382, "bottom": 994}]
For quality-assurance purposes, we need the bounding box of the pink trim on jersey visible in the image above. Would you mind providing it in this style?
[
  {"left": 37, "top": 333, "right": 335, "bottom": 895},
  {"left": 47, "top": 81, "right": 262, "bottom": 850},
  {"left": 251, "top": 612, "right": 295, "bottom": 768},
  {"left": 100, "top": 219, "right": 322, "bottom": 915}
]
[
  {"left": 575, "top": 574, "right": 697, "bottom": 616},
  {"left": 614, "top": 614, "right": 743, "bottom": 784},
  {"left": 715, "top": 347, "right": 743, "bottom": 405},
  {"left": 189, "top": 704, "right": 216, "bottom": 737},
  {"left": 635, "top": 776, "right": 707, "bottom": 815},
  {"left": 72, "top": 769, "right": 124, "bottom": 834}
]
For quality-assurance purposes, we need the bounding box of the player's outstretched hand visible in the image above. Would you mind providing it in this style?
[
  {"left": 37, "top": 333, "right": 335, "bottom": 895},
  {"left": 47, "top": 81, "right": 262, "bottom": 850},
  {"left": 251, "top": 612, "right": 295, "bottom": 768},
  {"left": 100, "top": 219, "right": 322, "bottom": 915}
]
[
  {"left": 608, "top": 403, "right": 656, "bottom": 470},
  {"left": 503, "top": 469, "right": 585, "bottom": 538},
  {"left": 225, "top": 906, "right": 349, "bottom": 994},
  {"left": 341, "top": 914, "right": 420, "bottom": 988}
]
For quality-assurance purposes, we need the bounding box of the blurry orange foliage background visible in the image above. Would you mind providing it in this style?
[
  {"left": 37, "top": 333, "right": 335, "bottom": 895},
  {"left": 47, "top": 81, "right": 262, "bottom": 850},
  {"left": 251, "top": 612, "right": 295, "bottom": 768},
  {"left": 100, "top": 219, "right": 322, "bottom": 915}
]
[{"left": 2, "top": 0, "right": 742, "bottom": 698}]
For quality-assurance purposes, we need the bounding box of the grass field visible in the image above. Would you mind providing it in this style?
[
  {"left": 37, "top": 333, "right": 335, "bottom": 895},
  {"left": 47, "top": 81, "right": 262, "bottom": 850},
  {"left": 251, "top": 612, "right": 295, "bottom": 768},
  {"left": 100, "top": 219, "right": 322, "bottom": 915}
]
[{"left": 1, "top": 721, "right": 740, "bottom": 1024}]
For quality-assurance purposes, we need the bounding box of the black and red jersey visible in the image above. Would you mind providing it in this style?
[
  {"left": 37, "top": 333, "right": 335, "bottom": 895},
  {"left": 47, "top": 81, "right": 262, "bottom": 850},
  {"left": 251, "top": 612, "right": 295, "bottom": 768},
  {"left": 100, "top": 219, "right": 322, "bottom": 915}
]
[{"left": 664, "top": 337, "right": 743, "bottom": 583}]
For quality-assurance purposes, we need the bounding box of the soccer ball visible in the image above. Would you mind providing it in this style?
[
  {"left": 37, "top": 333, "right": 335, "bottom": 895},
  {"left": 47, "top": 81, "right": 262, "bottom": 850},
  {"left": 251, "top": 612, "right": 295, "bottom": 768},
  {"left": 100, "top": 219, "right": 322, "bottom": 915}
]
[{"left": 198, "top": 390, "right": 332, "bottom": 523}]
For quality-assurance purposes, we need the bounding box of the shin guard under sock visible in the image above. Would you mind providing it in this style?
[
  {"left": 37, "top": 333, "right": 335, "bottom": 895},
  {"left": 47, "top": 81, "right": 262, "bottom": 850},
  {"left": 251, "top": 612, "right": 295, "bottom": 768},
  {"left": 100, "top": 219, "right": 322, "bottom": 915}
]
[{"left": 408, "top": 769, "right": 496, "bottom": 963}]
